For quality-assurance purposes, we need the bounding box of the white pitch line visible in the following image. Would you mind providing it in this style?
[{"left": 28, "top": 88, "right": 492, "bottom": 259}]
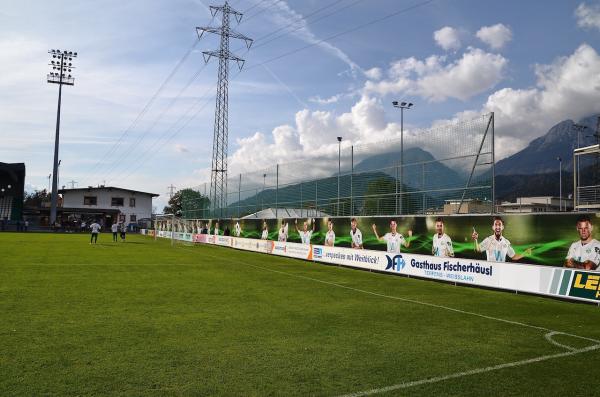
[{"left": 336, "top": 344, "right": 600, "bottom": 397}]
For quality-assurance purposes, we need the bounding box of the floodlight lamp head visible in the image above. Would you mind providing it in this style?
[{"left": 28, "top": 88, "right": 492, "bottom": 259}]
[
  {"left": 337, "top": 136, "right": 342, "bottom": 142},
  {"left": 408, "top": 103, "right": 413, "bottom": 107},
  {"left": 392, "top": 101, "right": 399, "bottom": 106},
  {"left": 400, "top": 102, "right": 407, "bottom": 107}
]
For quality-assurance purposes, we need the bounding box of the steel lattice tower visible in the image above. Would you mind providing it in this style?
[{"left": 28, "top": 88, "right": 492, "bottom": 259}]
[{"left": 197, "top": 2, "right": 252, "bottom": 217}]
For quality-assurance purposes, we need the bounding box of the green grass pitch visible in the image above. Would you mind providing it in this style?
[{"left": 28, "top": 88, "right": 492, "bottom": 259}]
[{"left": 1, "top": 232, "right": 600, "bottom": 396}]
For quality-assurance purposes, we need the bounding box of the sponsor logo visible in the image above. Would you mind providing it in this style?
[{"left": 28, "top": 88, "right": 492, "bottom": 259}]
[
  {"left": 385, "top": 254, "right": 406, "bottom": 272},
  {"left": 273, "top": 243, "right": 286, "bottom": 253},
  {"left": 569, "top": 271, "right": 600, "bottom": 301},
  {"left": 313, "top": 247, "right": 323, "bottom": 259}
]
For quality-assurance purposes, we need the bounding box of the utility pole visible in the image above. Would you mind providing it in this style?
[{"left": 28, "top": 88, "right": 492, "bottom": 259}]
[
  {"left": 167, "top": 184, "right": 177, "bottom": 200},
  {"left": 47, "top": 49, "right": 77, "bottom": 225},
  {"left": 197, "top": 1, "right": 253, "bottom": 218},
  {"left": 67, "top": 180, "right": 78, "bottom": 189}
]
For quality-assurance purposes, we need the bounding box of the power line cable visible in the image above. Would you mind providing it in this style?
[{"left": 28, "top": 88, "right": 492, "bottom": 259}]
[
  {"left": 245, "top": 0, "right": 436, "bottom": 71},
  {"left": 83, "top": 40, "right": 200, "bottom": 183}
]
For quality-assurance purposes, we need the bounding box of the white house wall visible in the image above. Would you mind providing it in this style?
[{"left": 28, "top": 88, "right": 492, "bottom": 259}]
[{"left": 62, "top": 188, "right": 155, "bottom": 222}]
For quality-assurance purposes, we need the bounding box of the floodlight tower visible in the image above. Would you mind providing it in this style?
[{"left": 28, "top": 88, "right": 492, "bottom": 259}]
[
  {"left": 47, "top": 49, "right": 77, "bottom": 225},
  {"left": 197, "top": 2, "right": 253, "bottom": 217}
]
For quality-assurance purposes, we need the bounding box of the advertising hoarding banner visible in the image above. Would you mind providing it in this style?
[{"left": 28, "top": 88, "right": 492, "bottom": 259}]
[
  {"left": 140, "top": 229, "right": 600, "bottom": 304},
  {"left": 193, "top": 234, "right": 208, "bottom": 243},
  {"left": 271, "top": 241, "right": 312, "bottom": 260},
  {"left": 232, "top": 237, "right": 274, "bottom": 254}
]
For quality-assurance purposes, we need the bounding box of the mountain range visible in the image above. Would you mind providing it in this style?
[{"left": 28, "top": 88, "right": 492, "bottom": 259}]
[{"left": 495, "top": 114, "right": 599, "bottom": 175}]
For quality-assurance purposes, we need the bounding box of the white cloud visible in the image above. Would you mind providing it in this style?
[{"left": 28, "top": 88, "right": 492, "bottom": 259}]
[
  {"left": 364, "top": 67, "right": 383, "bottom": 80},
  {"left": 440, "top": 43, "right": 600, "bottom": 159},
  {"left": 267, "top": 1, "right": 363, "bottom": 76},
  {"left": 309, "top": 94, "right": 343, "bottom": 105},
  {"left": 433, "top": 26, "right": 462, "bottom": 51},
  {"left": 476, "top": 24, "right": 512, "bottom": 50},
  {"left": 222, "top": 43, "right": 600, "bottom": 180},
  {"left": 175, "top": 144, "right": 190, "bottom": 153},
  {"left": 364, "top": 48, "right": 508, "bottom": 102},
  {"left": 575, "top": 2, "right": 600, "bottom": 30}
]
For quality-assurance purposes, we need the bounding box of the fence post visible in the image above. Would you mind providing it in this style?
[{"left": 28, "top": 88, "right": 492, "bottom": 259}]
[
  {"left": 395, "top": 164, "right": 399, "bottom": 215},
  {"left": 238, "top": 173, "right": 241, "bottom": 218},
  {"left": 491, "top": 112, "right": 496, "bottom": 214},
  {"left": 315, "top": 180, "right": 318, "bottom": 217},
  {"left": 300, "top": 181, "right": 303, "bottom": 218},
  {"left": 275, "top": 164, "right": 279, "bottom": 219},
  {"left": 422, "top": 163, "right": 425, "bottom": 214},
  {"left": 351, "top": 145, "right": 354, "bottom": 216}
]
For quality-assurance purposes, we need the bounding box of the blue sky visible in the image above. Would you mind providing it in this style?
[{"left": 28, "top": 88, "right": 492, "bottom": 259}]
[{"left": 1, "top": 0, "right": 600, "bottom": 210}]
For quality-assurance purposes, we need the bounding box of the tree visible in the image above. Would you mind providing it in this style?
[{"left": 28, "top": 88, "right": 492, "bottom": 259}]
[
  {"left": 163, "top": 189, "right": 210, "bottom": 218},
  {"left": 24, "top": 189, "right": 50, "bottom": 208}
]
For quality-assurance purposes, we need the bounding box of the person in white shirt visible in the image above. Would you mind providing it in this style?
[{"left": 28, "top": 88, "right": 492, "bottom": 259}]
[
  {"left": 432, "top": 217, "right": 454, "bottom": 257},
  {"left": 350, "top": 218, "right": 363, "bottom": 249},
  {"left": 89, "top": 221, "right": 101, "bottom": 244},
  {"left": 261, "top": 221, "right": 269, "bottom": 240},
  {"left": 565, "top": 215, "right": 600, "bottom": 270},
  {"left": 278, "top": 221, "right": 288, "bottom": 242},
  {"left": 234, "top": 221, "right": 242, "bottom": 237},
  {"left": 472, "top": 216, "right": 531, "bottom": 262},
  {"left": 324, "top": 220, "right": 335, "bottom": 247},
  {"left": 111, "top": 222, "right": 119, "bottom": 242},
  {"left": 213, "top": 221, "right": 220, "bottom": 236},
  {"left": 372, "top": 220, "right": 412, "bottom": 254},
  {"left": 295, "top": 218, "right": 315, "bottom": 245}
]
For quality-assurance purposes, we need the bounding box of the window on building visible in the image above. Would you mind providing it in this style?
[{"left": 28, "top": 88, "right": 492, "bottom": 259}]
[
  {"left": 130, "top": 214, "right": 137, "bottom": 222},
  {"left": 129, "top": 198, "right": 136, "bottom": 207},
  {"left": 83, "top": 196, "right": 97, "bottom": 205},
  {"left": 111, "top": 197, "right": 124, "bottom": 207}
]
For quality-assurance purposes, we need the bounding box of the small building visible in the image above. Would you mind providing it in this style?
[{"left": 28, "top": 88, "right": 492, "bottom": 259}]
[
  {"left": 440, "top": 199, "right": 493, "bottom": 215},
  {"left": 241, "top": 208, "right": 329, "bottom": 219},
  {"left": 58, "top": 186, "right": 159, "bottom": 228},
  {"left": 497, "top": 196, "right": 573, "bottom": 213}
]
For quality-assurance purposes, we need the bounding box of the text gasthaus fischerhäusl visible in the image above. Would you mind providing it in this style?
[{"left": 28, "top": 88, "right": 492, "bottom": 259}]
[{"left": 410, "top": 259, "right": 493, "bottom": 276}]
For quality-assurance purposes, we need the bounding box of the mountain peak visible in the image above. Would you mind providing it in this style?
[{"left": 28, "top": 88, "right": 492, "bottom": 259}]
[{"left": 495, "top": 114, "right": 599, "bottom": 175}]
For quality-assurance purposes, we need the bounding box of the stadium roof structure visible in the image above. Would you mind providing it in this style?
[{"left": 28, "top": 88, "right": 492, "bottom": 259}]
[
  {"left": 241, "top": 208, "right": 330, "bottom": 219},
  {"left": 58, "top": 186, "right": 159, "bottom": 197}
]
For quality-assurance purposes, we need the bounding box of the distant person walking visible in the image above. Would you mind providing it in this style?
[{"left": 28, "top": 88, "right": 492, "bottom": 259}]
[
  {"left": 111, "top": 222, "right": 119, "bottom": 242},
  {"left": 89, "top": 221, "right": 101, "bottom": 244},
  {"left": 120, "top": 222, "right": 127, "bottom": 242}
]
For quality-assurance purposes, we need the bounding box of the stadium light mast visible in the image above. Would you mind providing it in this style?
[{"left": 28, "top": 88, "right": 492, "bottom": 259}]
[
  {"left": 337, "top": 136, "right": 342, "bottom": 216},
  {"left": 392, "top": 101, "right": 413, "bottom": 215},
  {"left": 197, "top": 1, "right": 253, "bottom": 217},
  {"left": 47, "top": 49, "right": 77, "bottom": 226}
]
